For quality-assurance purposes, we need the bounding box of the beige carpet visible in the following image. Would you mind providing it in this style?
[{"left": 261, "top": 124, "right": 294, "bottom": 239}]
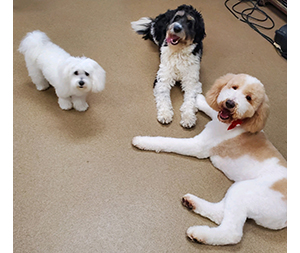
[{"left": 14, "top": 0, "right": 287, "bottom": 252}]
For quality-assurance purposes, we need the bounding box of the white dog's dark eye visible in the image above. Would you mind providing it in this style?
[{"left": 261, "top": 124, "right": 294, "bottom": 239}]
[
  {"left": 74, "top": 71, "right": 79, "bottom": 75},
  {"left": 85, "top": 72, "right": 89, "bottom": 76},
  {"left": 246, "top": 95, "right": 252, "bottom": 101}
]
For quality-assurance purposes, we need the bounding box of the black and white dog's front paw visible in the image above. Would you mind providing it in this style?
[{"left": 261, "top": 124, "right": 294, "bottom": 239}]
[
  {"left": 157, "top": 108, "right": 174, "bottom": 125},
  {"left": 180, "top": 111, "right": 197, "bottom": 128}
]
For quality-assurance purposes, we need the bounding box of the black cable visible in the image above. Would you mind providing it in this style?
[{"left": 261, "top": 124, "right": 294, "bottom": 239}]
[{"left": 224, "top": 0, "right": 285, "bottom": 58}]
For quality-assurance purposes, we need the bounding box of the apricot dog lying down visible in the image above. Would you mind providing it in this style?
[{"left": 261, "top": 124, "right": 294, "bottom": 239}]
[{"left": 132, "top": 73, "right": 286, "bottom": 245}]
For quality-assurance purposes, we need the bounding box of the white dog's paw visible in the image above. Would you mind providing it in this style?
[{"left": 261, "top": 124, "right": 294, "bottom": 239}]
[
  {"left": 36, "top": 82, "right": 50, "bottom": 91},
  {"left": 157, "top": 109, "right": 173, "bottom": 125},
  {"left": 186, "top": 226, "right": 211, "bottom": 244},
  {"left": 196, "top": 94, "right": 207, "bottom": 111},
  {"left": 58, "top": 98, "right": 73, "bottom": 110},
  {"left": 73, "top": 100, "right": 89, "bottom": 112},
  {"left": 180, "top": 111, "right": 196, "bottom": 128}
]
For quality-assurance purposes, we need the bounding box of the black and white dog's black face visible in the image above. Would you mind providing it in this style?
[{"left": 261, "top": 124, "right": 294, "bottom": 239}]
[
  {"left": 152, "top": 5, "right": 205, "bottom": 54},
  {"left": 166, "top": 9, "right": 199, "bottom": 46},
  {"left": 131, "top": 5, "right": 205, "bottom": 54}
]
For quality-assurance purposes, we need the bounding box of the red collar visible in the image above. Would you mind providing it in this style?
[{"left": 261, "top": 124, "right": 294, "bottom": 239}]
[{"left": 227, "top": 119, "right": 243, "bottom": 130}]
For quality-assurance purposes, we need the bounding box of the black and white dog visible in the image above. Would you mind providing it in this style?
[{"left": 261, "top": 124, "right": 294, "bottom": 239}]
[{"left": 131, "top": 5, "right": 205, "bottom": 128}]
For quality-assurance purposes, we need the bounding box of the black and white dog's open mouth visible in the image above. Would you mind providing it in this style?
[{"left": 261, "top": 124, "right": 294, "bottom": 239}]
[{"left": 166, "top": 34, "right": 181, "bottom": 45}]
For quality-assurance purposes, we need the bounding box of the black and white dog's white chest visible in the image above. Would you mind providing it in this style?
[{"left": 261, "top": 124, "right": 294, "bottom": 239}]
[{"left": 159, "top": 45, "right": 201, "bottom": 81}]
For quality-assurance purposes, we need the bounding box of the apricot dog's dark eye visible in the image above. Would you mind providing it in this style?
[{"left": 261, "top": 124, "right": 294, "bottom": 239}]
[
  {"left": 232, "top": 86, "right": 238, "bottom": 90},
  {"left": 74, "top": 71, "right": 79, "bottom": 75},
  {"left": 246, "top": 95, "right": 252, "bottom": 101}
]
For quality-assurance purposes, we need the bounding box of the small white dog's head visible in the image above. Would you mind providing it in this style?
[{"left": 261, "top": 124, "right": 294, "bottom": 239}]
[
  {"left": 63, "top": 57, "right": 106, "bottom": 94},
  {"left": 206, "top": 73, "right": 269, "bottom": 133}
]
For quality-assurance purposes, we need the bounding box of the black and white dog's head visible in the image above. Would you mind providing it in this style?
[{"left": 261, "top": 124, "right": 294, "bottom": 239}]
[
  {"left": 132, "top": 5, "right": 205, "bottom": 55},
  {"left": 164, "top": 5, "right": 205, "bottom": 49}
]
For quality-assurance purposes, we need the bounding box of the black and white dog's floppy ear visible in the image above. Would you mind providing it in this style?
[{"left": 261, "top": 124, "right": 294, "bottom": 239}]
[
  {"left": 131, "top": 10, "right": 176, "bottom": 47},
  {"left": 191, "top": 8, "right": 206, "bottom": 55},
  {"left": 152, "top": 9, "right": 177, "bottom": 47}
]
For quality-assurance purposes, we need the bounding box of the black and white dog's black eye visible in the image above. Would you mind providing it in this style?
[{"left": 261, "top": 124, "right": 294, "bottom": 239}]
[
  {"left": 173, "top": 16, "right": 181, "bottom": 22},
  {"left": 85, "top": 72, "right": 89, "bottom": 76},
  {"left": 187, "top": 20, "right": 193, "bottom": 28},
  {"left": 74, "top": 71, "right": 79, "bottom": 75}
]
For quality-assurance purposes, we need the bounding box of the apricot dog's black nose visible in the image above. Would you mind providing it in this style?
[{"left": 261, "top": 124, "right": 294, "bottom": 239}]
[{"left": 226, "top": 100, "right": 235, "bottom": 109}]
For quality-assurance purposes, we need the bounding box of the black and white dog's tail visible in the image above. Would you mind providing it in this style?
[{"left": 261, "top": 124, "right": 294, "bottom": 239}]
[
  {"left": 131, "top": 17, "right": 157, "bottom": 44},
  {"left": 131, "top": 17, "right": 152, "bottom": 35}
]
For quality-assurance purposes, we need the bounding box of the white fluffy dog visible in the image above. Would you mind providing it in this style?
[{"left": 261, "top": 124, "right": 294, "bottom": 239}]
[
  {"left": 132, "top": 73, "right": 287, "bottom": 245},
  {"left": 19, "top": 30, "right": 106, "bottom": 111}
]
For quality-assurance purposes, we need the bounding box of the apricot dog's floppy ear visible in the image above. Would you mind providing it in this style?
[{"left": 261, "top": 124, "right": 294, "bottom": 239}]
[
  {"left": 206, "top": 73, "right": 236, "bottom": 111},
  {"left": 242, "top": 94, "right": 269, "bottom": 133}
]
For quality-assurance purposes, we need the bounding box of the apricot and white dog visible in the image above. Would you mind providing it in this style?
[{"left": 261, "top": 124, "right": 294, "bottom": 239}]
[{"left": 132, "top": 73, "right": 287, "bottom": 245}]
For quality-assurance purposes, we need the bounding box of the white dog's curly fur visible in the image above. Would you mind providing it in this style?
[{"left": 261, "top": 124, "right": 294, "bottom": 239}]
[
  {"left": 131, "top": 5, "right": 205, "bottom": 128},
  {"left": 132, "top": 73, "right": 287, "bottom": 245},
  {"left": 19, "top": 30, "right": 106, "bottom": 111}
]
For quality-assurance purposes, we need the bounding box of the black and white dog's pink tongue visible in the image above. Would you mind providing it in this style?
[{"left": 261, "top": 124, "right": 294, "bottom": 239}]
[
  {"left": 219, "top": 108, "right": 231, "bottom": 120},
  {"left": 166, "top": 34, "right": 180, "bottom": 44}
]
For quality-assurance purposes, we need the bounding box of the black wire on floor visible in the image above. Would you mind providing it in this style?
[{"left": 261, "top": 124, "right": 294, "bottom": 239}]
[{"left": 224, "top": 0, "right": 286, "bottom": 58}]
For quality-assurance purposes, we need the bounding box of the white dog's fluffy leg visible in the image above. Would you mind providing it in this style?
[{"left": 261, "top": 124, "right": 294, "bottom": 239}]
[
  {"left": 72, "top": 95, "right": 89, "bottom": 112},
  {"left": 182, "top": 194, "right": 224, "bottom": 225},
  {"left": 180, "top": 81, "right": 202, "bottom": 128},
  {"left": 58, "top": 97, "right": 72, "bottom": 110},
  {"left": 196, "top": 94, "right": 218, "bottom": 120},
  {"left": 25, "top": 58, "right": 50, "bottom": 91},
  {"left": 19, "top": 30, "right": 51, "bottom": 91},
  {"left": 153, "top": 81, "right": 174, "bottom": 124}
]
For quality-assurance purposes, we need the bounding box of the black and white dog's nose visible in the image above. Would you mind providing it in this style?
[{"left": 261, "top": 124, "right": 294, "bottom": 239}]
[
  {"left": 226, "top": 100, "right": 235, "bottom": 109},
  {"left": 79, "top": 80, "right": 85, "bottom": 86},
  {"left": 173, "top": 23, "right": 182, "bottom": 33}
]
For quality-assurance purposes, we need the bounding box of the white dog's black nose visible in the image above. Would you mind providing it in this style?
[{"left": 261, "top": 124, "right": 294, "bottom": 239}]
[
  {"left": 226, "top": 100, "right": 235, "bottom": 109},
  {"left": 79, "top": 80, "right": 85, "bottom": 86},
  {"left": 173, "top": 23, "right": 182, "bottom": 33}
]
